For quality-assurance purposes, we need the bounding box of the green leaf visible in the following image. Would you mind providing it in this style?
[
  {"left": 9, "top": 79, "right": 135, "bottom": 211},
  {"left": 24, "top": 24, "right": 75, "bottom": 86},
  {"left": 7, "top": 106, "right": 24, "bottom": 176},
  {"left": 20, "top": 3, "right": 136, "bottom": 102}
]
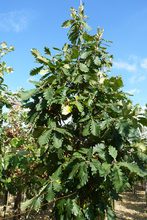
[
  {"left": 45, "top": 185, "right": 55, "bottom": 202},
  {"left": 78, "top": 162, "right": 88, "bottom": 187},
  {"left": 90, "top": 119, "right": 100, "bottom": 136},
  {"left": 107, "top": 206, "right": 116, "bottom": 220},
  {"left": 79, "top": 115, "right": 90, "bottom": 122},
  {"left": 30, "top": 66, "right": 43, "bottom": 76},
  {"left": 53, "top": 135, "right": 63, "bottom": 149},
  {"left": 63, "top": 43, "right": 69, "bottom": 52},
  {"left": 43, "top": 88, "right": 54, "bottom": 102},
  {"left": 79, "top": 63, "right": 89, "bottom": 72},
  {"left": 21, "top": 89, "right": 36, "bottom": 100},
  {"left": 83, "top": 32, "right": 94, "bottom": 41},
  {"left": 75, "top": 101, "right": 84, "bottom": 113},
  {"left": 31, "top": 48, "right": 49, "bottom": 64},
  {"left": 34, "top": 197, "right": 41, "bottom": 211},
  {"left": 53, "top": 47, "right": 61, "bottom": 51},
  {"left": 56, "top": 199, "right": 66, "bottom": 215},
  {"left": 52, "top": 166, "right": 62, "bottom": 180},
  {"left": 138, "top": 115, "right": 147, "bottom": 126},
  {"left": 38, "top": 129, "right": 51, "bottom": 146},
  {"left": 44, "top": 47, "right": 51, "bottom": 56},
  {"left": 80, "top": 51, "right": 91, "bottom": 59},
  {"left": 82, "top": 121, "right": 90, "bottom": 136},
  {"left": 90, "top": 159, "right": 101, "bottom": 175},
  {"left": 72, "top": 200, "right": 81, "bottom": 217},
  {"left": 112, "top": 165, "right": 124, "bottom": 192},
  {"left": 63, "top": 64, "right": 70, "bottom": 69},
  {"left": 51, "top": 167, "right": 62, "bottom": 192},
  {"left": 21, "top": 198, "right": 35, "bottom": 211},
  {"left": 108, "top": 146, "right": 118, "bottom": 160},
  {"left": 61, "top": 67, "right": 70, "bottom": 76},
  {"left": 37, "top": 56, "right": 49, "bottom": 65},
  {"left": 119, "top": 162, "right": 147, "bottom": 177},
  {"left": 94, "top": 57, "right": 101, "bottom": 66},
  {"left": 71, "top": 47, "right": 79, "bottom": 59},
  {"left": 99, "top": 162, "right": 111, "bottom": 178},
  {"left": 73, "top": 152, "right": 85, "bottom": 160},
  {"left": 55, "top": 127, "right": 72, "bottom": 137},
  {"left": 68, "top": 163, "right": 80, "bottom": 179},
  {"left": 10, "top": 137, "right": 24, "bottom": 148},
  {"left": 52, "top": 179, "right": 62, "bottom": 192},
  {"left": 31, "top": 48, "right": 40, "bottom": 57},
  {"left": 93, "top": 144, "right": 106, "bottom": 160},
  {"left": 74, "top": 74, "right": 83, "bottom": 83},
  {"left": 62, "top": 19, "right": 74, "bottom": 28}
]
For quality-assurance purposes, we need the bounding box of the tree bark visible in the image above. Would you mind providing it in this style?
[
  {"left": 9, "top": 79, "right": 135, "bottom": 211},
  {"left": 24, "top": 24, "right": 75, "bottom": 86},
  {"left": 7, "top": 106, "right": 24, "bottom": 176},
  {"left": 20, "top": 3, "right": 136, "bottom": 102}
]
[{"left": 13, "top": 191, "right": 22, "bottom": 220}]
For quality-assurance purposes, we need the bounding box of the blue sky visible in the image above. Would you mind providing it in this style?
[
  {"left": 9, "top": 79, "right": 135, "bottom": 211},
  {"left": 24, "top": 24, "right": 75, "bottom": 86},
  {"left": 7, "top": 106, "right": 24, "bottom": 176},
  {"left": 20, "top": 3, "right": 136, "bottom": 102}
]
[{"left": 0, "top": 0, "right": 147, "bottom": 106}]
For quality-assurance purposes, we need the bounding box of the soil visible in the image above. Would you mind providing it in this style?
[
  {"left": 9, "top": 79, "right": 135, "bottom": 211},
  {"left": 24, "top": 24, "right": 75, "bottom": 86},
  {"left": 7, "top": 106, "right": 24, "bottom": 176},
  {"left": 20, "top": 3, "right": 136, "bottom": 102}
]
[{"left": 115, "top": 187, "right": 147, "bottom": 220}]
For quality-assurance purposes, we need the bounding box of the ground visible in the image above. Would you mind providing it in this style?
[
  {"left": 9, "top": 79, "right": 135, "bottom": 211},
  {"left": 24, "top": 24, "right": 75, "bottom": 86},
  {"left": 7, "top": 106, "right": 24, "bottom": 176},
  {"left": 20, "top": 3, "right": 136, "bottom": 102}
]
[
  {"left": 0, "top": 187, "right": 146, "bottom": 219},
  {"left": 115, "top": 186, "right": 147, "bottom": 220}
]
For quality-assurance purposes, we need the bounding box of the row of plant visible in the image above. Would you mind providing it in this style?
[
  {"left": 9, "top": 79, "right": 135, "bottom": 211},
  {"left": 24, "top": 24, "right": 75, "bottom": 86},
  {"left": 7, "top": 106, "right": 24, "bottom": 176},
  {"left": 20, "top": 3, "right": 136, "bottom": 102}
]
[{"left": 0, "top": 5, "right": 146, "bottom": 220}]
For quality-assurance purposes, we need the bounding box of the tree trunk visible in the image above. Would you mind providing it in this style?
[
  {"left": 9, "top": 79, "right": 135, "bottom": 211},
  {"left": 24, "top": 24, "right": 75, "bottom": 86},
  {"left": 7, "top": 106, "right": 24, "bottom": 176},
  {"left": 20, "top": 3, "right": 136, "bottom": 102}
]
[
  {"left": 145, "top": 181, "right": 147, "bottom": 206},
  {"left": 3, "top": 190, "right": 8, "bottom": 218},
  {"left": 13, "top": 191, "right": 22, "bottom": 220}
]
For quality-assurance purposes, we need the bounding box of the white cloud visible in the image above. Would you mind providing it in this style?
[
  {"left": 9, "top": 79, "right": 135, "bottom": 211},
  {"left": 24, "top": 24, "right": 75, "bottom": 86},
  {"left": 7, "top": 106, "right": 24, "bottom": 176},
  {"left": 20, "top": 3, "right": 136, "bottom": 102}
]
[
  {"left": 129, "top": 74, "right": 146, "bottom": 84},
  {"left": 113, "top": 61, "right": 137, "bottom": 72},
  {"left": 128, "top": 55, "right": 139, "bottom": 62},
  {"left": 140, "top": 58, "right": 147, "bottom": 69},
  {"left": 127, "top": 88, "right": 140, "bottom": 95},
  {"left": 0, "top": 10, "right": 30, "bottom": 32}
]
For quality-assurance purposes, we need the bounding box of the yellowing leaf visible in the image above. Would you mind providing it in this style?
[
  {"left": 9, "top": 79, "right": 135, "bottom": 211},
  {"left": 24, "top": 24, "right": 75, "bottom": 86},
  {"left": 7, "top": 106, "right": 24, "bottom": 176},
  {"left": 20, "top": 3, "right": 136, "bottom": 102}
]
[
  {"left": 1, "top": 42, "right": 7, "bottom": 49},
  {"left": 98, "top": 72, "right": 106, "bottom": 84},
  {"left": 6, "top": 67, "right": 13, "bottom": 73},
  {"left": 75, "top": 95, "right": 79, "bottom": 100},
  {"left": 63, "top": 64, "right": 70, "bottom": 69},
  {"left": 79, "top": 63, "right": 89, "bottom": 72},
  {"left": 75, "top": 101, "right": 83, "bottom": 113},
  {"left": 99, "top": 76, "right": 105, "bottom": 84},
  {"left": 135, "top": 143, "right": 146, "bottom": 152},
  {"left": 37, "top": 56, "right": 49, "bottom": 64},
  {"left": 39, "top": 69, "right": 48, "bottom": 75},
  {"left": 62, "top": 105, "right": 72, "bottom": 115}
]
